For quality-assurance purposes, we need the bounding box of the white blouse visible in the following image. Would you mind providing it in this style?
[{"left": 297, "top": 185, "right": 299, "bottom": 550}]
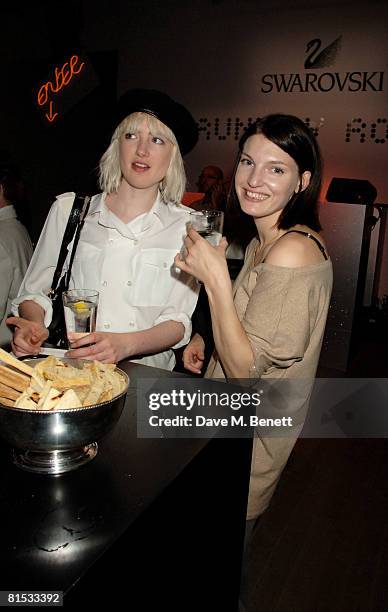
[{"left": 12, "top": 192, "right": 199, "bottom": 370}]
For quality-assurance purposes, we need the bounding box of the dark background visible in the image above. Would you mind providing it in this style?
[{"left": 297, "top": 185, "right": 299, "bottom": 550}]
[{"left": 1, "top": 1, "right": 118, "bottom": 241}]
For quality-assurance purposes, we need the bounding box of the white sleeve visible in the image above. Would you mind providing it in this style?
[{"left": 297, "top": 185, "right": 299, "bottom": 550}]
[
  {"left": 11, "top": 193, "right": 75, "bottom": 327},
  {"left": 154, "top": 270, "right": 199, "bottom": 349}
]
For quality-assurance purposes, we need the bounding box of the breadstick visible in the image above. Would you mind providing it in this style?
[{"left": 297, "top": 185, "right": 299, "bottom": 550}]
[
  {"left": 0, "top": 396, "right": 16, "bottom": 407},
  {"left": 0, "top": 348, "right": 35, "bottom": 377},
  {"left": 0, "top": 382, "right": 20, "bottom": 401},
  {"left": 0, "top": 365, "right": 30, "bottom": 392}
]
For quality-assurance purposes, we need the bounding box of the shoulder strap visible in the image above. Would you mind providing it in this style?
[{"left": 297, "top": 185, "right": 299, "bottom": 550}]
[
  {"left": 282, "top": 230, "right": 328, "bottom": 260},
  {"left": 49, "top": 194, "right": 91, "bottom": 294},
  {"left": 63, "top": 195, "right": 91, "bottom": 287}
]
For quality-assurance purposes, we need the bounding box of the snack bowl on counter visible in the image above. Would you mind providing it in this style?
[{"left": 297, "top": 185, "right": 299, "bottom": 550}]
[{"left": 0, "top": 352, "right": 129, "bottom": 475}]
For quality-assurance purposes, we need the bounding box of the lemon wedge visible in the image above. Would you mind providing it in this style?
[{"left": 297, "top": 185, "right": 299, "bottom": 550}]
[{"left": 73, "top": 300, "right": 89, "bottom": 312}]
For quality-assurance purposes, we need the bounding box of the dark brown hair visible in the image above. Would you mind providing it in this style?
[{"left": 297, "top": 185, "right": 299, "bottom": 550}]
[{"left": 229, "top": 114, "right": 323, "bottom": 232}]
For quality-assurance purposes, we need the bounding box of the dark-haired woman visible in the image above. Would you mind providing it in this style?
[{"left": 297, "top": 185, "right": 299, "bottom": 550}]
[{"left": 176, "top": 113, "right": 332, "bottom": 522}]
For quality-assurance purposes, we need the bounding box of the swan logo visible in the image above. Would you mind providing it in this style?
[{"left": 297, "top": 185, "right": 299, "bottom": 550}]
[
  {"left": 261, "top": 36, "right": 384, "bottom": 94},
  {"left": 304, "top": 37, "right": 342, "bottom": 70}
]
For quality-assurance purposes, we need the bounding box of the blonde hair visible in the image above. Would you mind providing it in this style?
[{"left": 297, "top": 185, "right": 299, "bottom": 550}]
[{"left": 99, "top": 112, "right": 186, "bottom": 203}]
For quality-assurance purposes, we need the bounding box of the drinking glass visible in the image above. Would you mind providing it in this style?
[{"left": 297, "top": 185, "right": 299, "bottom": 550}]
[
  {"left": 62, "top": 289, "right": 99, "bottom": 347},
  {"left": 189, "top": 210, "right": 224, "bottom": 246}
]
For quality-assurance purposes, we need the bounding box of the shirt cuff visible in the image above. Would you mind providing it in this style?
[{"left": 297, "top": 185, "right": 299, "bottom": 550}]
[
  {"left": 11, "top": 294, "right": 53, "bottom": 328},
  {"left": 154, "top": 312, "right": 192, "bottom": 349}
]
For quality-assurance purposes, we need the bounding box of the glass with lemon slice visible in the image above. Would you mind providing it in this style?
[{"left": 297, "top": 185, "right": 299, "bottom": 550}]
[{"left": 62, "top": 289, "right": 99, "bottom": 347}]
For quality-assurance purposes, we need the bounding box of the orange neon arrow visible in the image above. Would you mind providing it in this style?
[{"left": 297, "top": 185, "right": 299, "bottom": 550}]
[{"left": 45, "top": 101, "right": 58, "bottom": 123}]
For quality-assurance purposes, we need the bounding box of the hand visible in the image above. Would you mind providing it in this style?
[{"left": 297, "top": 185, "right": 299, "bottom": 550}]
[
  {"left": 6, "top": 316, "right": 49, "bottom": 356},
  {"left": 183, "top": 333, "right": 205, "bottom": 374},
  {"left": 174, "top": 227, "right": 229, "bottom": 287},
  {"left": 65, "top": 332, "right": 130, "bottom": 364}
]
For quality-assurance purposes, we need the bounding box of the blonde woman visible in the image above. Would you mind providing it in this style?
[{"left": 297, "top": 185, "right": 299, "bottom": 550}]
[{"left": 8, "top": 89, "right": 199, "bottom": 369}]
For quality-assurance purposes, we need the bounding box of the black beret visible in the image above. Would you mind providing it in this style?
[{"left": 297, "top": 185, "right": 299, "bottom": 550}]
[{"left": 115, "top": 89, "right": 198, "bottom": 155}]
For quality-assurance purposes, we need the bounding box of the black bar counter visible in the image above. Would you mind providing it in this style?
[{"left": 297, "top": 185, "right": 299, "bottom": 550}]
[{"left": 0, "top": 362, "right": 252, "bottom": 610}]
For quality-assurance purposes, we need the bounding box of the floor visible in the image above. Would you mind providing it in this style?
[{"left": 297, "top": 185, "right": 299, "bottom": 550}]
[{"left": 247, "top": 316, "right": 388, "bottom": 611}]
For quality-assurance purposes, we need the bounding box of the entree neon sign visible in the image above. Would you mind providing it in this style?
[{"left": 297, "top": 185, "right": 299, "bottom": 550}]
[{"left": 36, "top": 55, "right": 85, "bottom": 123}]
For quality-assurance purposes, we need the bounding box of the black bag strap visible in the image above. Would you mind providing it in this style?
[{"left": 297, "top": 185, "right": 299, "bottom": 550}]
[
  {"left": 48, "top": 194, "right": 91, "bottom": 296},
  {"left": 63, "top": 195, "right": 91, "bottom": 287}
]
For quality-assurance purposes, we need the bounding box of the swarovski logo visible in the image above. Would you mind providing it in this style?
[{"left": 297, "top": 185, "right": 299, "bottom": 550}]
[
  {"left": 261, "top": 36, "right": 384, "bottom": 94},
  {"left": 304, "top": 36, "right": 342, "bottom": 69}
]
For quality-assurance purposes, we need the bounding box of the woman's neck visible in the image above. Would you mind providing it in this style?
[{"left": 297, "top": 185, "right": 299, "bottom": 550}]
[
  {"left": 106, "top": 181, "right": 159, "bottom": 224},
  {"left": 254, "top": 214, "right": 283, "bottom": 246}
]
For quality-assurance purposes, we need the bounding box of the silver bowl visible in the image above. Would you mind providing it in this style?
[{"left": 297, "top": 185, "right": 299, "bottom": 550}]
[{"left": 0, "top": 358, "right": 129, "bottom": 475}]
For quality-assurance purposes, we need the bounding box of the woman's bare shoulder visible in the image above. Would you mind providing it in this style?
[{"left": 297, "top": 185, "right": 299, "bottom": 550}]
[{"left": 265, "top": 226, "right": 328, "bottom": 268}]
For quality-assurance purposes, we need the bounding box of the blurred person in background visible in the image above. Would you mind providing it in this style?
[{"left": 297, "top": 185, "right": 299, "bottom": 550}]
[
  {"left": 190, "top": 164, "right": 227, "bottom": 211},
  {"left": 0, "top": 162, "right": 33, "bottom": 348}
]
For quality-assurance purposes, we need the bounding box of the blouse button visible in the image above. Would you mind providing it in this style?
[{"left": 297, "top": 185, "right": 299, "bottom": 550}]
[
  {"left": 133, "top": 239, "right": 139, "bottom": 246},
  {"left": 103, "top": 322, "right": 111, "bottom": 329},
  {"left": 163, "top": 262, "right": 168, "bottom": 269},
  {"left": 101, "top": 280, "right": 107, "bottom": 287},
  {"left": 129, "top": 321, "right": 135, "bottom": 327},
  {"left": 127, "top": 280, "right": 132, "bottom": 286}
]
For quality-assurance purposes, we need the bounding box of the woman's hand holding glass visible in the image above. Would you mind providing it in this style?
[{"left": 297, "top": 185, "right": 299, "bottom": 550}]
[
  {"left": 174, "top": 227, "right": 230, "bottom": 288},
  {"left": 64, "top": 331, "right": 131, "bottom": 364}
]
